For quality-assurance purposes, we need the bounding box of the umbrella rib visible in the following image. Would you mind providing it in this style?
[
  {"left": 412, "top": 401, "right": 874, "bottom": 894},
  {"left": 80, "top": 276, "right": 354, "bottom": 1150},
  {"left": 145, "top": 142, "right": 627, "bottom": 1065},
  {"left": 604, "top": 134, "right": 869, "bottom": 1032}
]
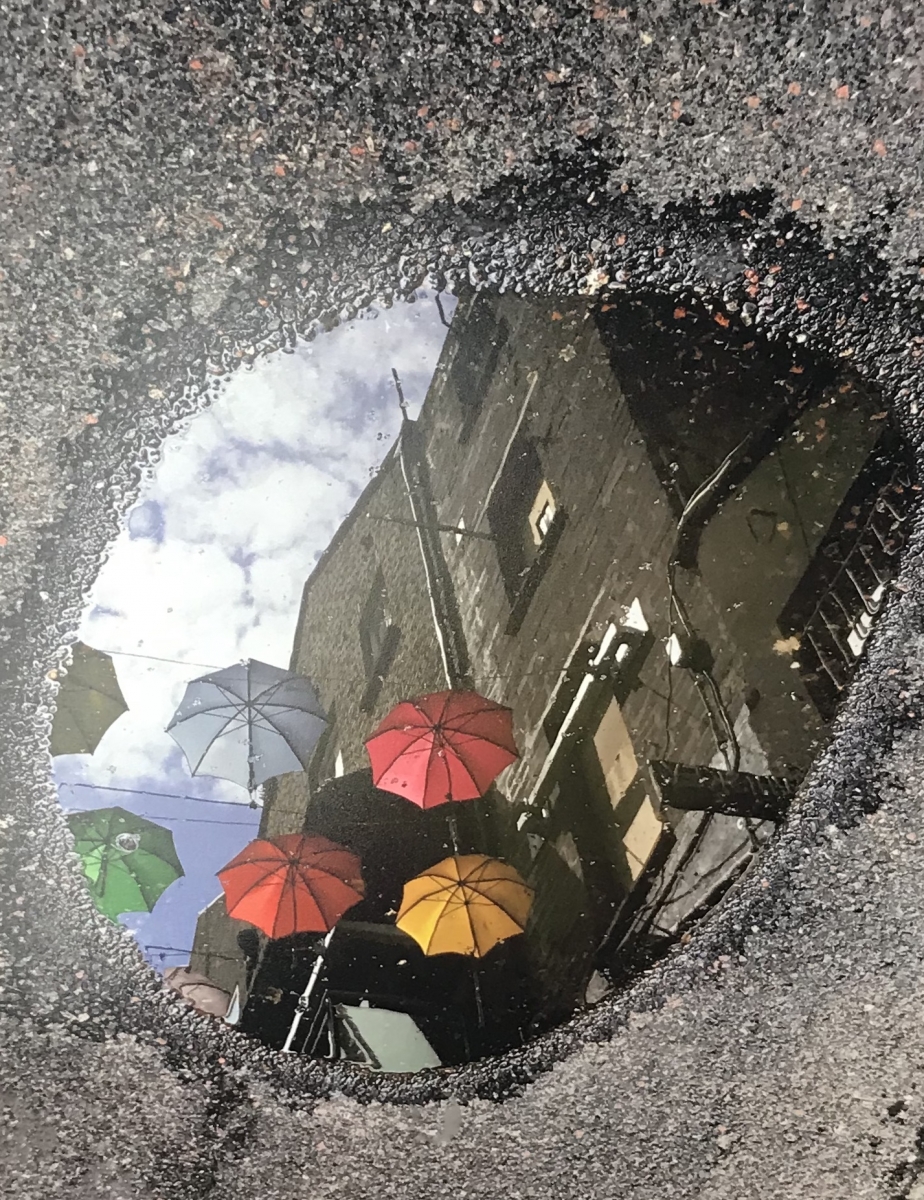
[
  {"left": 186, "top": 711, "right": 248, "bottom": 773},
  {"left": 400, "top": 883, "right": 463, "bottom": 955},
  {"left": 170, "top": 686, "right": 251, "bottom": 721},
  {"left": 437, "top": 743, "right": 481, "bottom": 798},
  {"left": 436, "top": 863, "right": 531, "bottom": 926},
  {"left": 370, "top": 728, "right": 438, "bottom": 775},
  {"left": 436, "top": 692, "right": 455, "bottom": 727},
  {"left": 444, "top": 727, "right": 518, "bottom": 755},
  {"left": 287, "top": 860, "right": 299, "bottom": 938},
  {"left": 254, "top": 709, "right": 324, "bottom": 767},
  {"left": 224, "top": 858, "right": 286, "bottom": 901},
  {"left": 291, "top": 860, "right": 362, "bottom": 910},
  {"left": 399, "top": 875, "right": 466, "bottom": 920},
  {"left": 472, "top": 888, "right": 530, "bottom": 927},
  {"left": 464, "top": 866, "right": 533, "bottom": 925},
  {"left": 245, "top": 675, "right": 321, "bottom": 717}
]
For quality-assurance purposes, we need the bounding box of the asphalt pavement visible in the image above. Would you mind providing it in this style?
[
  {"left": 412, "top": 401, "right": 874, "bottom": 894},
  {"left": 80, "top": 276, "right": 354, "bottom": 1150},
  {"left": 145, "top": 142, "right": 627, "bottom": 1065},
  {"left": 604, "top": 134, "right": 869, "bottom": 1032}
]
[{"left": 5, "top": 2, "right": 924, "bottom": 1196}]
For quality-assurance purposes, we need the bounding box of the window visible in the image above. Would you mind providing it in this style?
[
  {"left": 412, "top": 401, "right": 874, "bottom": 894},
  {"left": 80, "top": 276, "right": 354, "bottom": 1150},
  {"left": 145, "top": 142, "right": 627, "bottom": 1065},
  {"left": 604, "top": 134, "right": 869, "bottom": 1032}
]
[
  {"left": 590, "top": 698, "right": 664, "bottom": 883},
  {"left": 623, "top": 598, "right": 649, "bottom": 633},
  {"left": 359, "top": 571, "right": 390, "bottom": 679},
  {"left": 487, "top": 436, "right": 566, "bottom": 632},
  {"left": 358, "top": 569, "right": 401, "bottom": 711},
  {"left": 307, "top": 702, "right": 338, "bottom": 790},
  {"left": 449, "top": 297, "right": 510, "bottom": 442},
  {"left": 592, "top": 698, "right": 639, "bottom": 808},
  {"left": 528, "top": 481, "right": 557, "bottom": 545}
]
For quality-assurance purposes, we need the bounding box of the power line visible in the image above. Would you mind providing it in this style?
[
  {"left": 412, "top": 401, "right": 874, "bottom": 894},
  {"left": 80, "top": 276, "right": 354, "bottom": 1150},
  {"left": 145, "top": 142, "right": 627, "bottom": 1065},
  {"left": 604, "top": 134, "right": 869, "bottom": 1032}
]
[
  {"left": 100, "top": 648, "right": 224, "bottom": 670},
  {"left": 127, "top": 812, "right": 256, "bottom": 827},
  {"left": 144, "top": 944, "right": 245, "bottom": 965},
  {"left": 58, "top": 781, "right": 261, "bottom": 809}
]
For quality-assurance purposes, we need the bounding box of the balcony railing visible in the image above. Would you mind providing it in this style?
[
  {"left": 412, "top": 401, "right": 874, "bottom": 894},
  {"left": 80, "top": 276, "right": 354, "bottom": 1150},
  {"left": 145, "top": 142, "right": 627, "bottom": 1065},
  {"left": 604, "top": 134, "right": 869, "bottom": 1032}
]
[{"left": 780, "top": 432, "right": 915, "bottom": 720}]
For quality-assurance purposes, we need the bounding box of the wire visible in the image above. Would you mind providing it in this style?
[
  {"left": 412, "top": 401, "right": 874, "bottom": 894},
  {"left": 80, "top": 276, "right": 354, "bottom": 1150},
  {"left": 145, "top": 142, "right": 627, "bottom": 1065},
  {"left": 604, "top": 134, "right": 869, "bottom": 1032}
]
[
  {"left": 97, "top": 648, "right": 224, "bottom": 670},
  {"left": 663, "top": 432, "right": 753, "bottom": 773},
  {"left": 120, "top": 812, "right": 256, "bottom": 826},
  {"left": 59, "top": 781, "right": 260, "bottom": 809},
  {"left": 143, "top": 944, "right": 246, "bottom": 965}
]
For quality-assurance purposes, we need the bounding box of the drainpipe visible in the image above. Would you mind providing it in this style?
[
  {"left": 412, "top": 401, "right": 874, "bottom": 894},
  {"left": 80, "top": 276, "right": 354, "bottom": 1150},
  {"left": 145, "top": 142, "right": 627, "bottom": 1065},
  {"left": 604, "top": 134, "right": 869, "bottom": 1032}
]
[
  {"left": 281, "top": 927, "right": 335, "bottom": 1054},
  {"left": 392, "top": 371, "right": 474, "bottom": 854},
  {"left": 392, "top": 369, "right": 472, "bottom": 691}
]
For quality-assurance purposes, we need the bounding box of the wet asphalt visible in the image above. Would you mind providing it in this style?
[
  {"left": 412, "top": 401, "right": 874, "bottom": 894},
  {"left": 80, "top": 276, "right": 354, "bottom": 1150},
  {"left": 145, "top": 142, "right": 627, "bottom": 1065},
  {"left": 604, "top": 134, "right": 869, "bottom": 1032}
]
[{"left": 5, "top": 1, "right": 924, "bottom": 1196}]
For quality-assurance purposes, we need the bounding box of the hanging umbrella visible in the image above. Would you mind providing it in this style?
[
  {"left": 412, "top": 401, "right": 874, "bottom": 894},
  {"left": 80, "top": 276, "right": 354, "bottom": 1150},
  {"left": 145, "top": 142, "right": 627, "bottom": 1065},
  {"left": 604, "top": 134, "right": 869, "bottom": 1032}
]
[
  {"left": 166, "top": 659, "right": 328, "bottom": 795},
  {"left": 164, "top": 966, "right": 231, "bottom": 1018},
  {"left": 364, "top": 690, "right": 519, "bottom": 810},
  {"left": 66, "top": 806, "right": 184, "bottom": 922},
  {"left": 51, "top": 642, "right": 128, "bottom": 756},
  {"left": 217, "top": 833, "right": 365, "bottom": 939},
  {"left": 396, "top": 854, "right": 533, "bottom": 958}
]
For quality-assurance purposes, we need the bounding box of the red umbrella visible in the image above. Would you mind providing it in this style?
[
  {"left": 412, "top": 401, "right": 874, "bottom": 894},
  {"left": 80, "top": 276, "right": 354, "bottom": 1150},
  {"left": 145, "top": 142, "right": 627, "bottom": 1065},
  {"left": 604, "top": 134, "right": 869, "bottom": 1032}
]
[
  {"left": 364, "top": 689, "right": 519, "bottom": 811},
  {"left": 217, "top": 833, "right": 365, "bottom": 939}
]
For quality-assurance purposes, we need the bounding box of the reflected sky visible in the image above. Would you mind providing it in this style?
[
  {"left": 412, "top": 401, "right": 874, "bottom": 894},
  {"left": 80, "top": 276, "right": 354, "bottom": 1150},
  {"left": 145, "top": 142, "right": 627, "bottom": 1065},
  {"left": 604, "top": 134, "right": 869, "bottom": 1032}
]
[{"left": 53, "top": 291, "right": 456, "bottom": 968}]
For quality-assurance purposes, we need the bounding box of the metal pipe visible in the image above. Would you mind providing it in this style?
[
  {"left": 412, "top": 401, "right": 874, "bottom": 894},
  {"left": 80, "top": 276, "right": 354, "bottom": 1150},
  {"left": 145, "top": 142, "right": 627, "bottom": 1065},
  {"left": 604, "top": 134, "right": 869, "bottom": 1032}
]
[
  {"left": 364, "top": 513, "right": 495, "bottom": 542},
  {"left": 281, "top": 927, "right": 335, "bottom": 1054},
  {"left": 397, "top": 432, "right": 454, "bottom": 689}
]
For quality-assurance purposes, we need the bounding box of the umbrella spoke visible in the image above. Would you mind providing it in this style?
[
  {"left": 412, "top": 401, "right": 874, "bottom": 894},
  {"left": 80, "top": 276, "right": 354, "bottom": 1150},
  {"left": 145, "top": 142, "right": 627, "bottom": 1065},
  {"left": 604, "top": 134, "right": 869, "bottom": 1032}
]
[
  {"left": 67, "top": 807, "right": 183, "bottom": 922},
  {"left": 167, "top": 658, "right": 328, "bottom": 794},
  {"left": 366, "top": 689, "right": 519, "bottom": 810},
  {"left": 397, "top": 854, "right": 533, "bottom": 959},
  {"left": 218, "top": 833, "right": 364, "bottom": 939}
]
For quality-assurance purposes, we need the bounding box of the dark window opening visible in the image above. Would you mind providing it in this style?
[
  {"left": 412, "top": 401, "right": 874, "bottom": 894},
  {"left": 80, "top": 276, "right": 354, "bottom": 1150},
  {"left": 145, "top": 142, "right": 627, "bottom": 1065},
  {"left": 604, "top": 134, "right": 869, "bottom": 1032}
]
[
  {"left": 486, "top": 435, "right": 567, "bottom": 634},
  {"left": 488, "top": 434, "right": 544, "bottom": 599},
  {"left": 779, "top": 429, "right": 915, "bottom": 720},
  {"left": 449, "top": 297, "right": 510, "bottom": 442},
  {"left": 307, "top": 701, "right": 338, "bottom": 791},
  {"left": 360, "top": 571, "right": 390, "bottom": 676},
  {"left": 358, "top": 570, "right": 401, "bottom": 711}
]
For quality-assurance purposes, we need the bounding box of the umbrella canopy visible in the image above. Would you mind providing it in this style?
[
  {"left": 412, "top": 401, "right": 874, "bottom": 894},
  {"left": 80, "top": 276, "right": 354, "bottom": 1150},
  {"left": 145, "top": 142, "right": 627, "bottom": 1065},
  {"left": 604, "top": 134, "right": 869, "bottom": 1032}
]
[
  {"left": 51, "top": 642, "right": 128, "bottom": 756},
  {"left": 396, "top": 854, "right": 534, "bottom": 958},
  {"left": 364, "top": 690, "right": 519, "bottom": 810},
  {"left": 66, "top": 806, "right": 184, "bottom": 921},
  {"left": 164, "top": 966, "right": 231, "bottom": 1017},
  {"left": 166, "top": 659, "right": 327, "bottom": 792},
  {"left": 217, "top": 833, "right": 365, "bottom": 939}
]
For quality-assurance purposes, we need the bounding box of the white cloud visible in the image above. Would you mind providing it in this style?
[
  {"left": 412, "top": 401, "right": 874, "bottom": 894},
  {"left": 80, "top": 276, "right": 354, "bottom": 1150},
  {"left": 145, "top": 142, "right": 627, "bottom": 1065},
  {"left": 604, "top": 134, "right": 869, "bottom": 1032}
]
[{"left": 57, "top": 291, "right": 454, "bottom": 812}]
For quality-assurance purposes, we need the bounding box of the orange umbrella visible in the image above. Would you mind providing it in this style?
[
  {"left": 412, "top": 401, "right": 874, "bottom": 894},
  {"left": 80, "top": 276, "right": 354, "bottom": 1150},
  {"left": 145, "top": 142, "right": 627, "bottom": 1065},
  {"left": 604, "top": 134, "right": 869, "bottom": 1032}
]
[
  {"left": 217, "top": 833, "right": 365, "bottom": 940},
  {"left": 365, "top": 689, "right": 519, "bottom": 810}
]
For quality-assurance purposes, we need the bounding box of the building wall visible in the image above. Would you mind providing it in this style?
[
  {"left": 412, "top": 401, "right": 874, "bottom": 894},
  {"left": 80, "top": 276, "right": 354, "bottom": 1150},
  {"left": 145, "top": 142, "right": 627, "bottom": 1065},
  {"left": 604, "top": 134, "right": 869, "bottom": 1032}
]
[
  {"left": 262, "top": 455, "right": 449, "bottom": 843},
  {"left": 207, "top": 289, "right": 898, "bottom": 1042}
]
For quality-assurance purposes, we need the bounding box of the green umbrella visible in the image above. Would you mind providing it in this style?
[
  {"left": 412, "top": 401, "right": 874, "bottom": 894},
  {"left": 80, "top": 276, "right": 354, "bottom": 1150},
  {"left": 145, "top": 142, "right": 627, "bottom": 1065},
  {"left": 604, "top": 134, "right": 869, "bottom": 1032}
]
[
  {"left": 66, "top": 806, "right": 184, "bottom": 921},
  {"left": 51, "top": 642, "right": 129, "bottom": 756}
]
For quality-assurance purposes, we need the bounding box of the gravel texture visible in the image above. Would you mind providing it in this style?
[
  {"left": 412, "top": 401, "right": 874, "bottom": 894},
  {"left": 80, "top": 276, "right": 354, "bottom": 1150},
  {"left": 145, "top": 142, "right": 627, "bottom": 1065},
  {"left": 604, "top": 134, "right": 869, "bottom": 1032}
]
[{"left": 6, "top": 1, "right": 924, "bottom": 1196}]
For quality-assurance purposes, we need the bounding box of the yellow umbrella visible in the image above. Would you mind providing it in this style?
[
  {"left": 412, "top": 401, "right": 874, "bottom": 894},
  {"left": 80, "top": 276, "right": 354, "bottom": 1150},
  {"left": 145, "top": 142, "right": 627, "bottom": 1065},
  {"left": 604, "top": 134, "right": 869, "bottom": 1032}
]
[{"left": 396, "top": 854, "right": 533, "bottom": 959}]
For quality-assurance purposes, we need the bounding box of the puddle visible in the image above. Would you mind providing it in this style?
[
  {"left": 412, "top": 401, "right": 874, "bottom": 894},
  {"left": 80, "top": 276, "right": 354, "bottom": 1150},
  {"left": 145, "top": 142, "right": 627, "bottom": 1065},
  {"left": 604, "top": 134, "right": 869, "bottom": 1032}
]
[{"left": 51, "top": 287, "right": 915, "bottom": 1072}]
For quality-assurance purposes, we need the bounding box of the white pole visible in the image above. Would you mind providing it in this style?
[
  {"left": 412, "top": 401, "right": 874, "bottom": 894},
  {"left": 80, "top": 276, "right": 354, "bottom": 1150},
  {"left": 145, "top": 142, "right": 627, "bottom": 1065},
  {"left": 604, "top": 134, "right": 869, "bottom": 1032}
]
[{"left": 281, "top": 927, "right": 335, "bottom": 1054}]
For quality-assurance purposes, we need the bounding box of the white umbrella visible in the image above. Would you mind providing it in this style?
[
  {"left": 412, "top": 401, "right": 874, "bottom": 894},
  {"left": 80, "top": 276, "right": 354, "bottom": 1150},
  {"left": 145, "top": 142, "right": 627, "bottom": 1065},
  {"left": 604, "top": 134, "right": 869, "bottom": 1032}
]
[{"left": 166, "top": 658, "right": 328, "bottom": 797}]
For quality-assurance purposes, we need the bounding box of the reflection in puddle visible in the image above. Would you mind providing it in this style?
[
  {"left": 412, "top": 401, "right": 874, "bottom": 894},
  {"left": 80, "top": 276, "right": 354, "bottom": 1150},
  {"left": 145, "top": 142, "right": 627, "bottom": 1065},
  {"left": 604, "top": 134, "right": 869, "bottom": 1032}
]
[{"left": 53, "top": 288, "right": 915, "bottom": 1072}]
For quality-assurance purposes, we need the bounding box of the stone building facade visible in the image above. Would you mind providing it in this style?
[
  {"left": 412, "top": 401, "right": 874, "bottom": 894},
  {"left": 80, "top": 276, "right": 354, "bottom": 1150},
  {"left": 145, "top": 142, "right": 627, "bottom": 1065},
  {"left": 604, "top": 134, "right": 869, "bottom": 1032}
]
[{"left": 192, "top": 287, "right": 913, "bottom": 1065}]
